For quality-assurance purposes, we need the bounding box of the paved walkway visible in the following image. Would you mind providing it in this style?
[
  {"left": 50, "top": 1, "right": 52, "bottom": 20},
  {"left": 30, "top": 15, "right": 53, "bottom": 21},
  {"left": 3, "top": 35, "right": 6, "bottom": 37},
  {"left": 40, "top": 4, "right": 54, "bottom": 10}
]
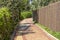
[{"left": 14, "top": 18, "right": 55, "bottom": 40}]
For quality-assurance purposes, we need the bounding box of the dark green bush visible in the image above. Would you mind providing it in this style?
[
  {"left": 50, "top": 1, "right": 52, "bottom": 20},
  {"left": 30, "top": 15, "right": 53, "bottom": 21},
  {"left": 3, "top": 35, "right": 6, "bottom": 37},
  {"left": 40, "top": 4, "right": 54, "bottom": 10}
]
[
  {"left": 0, "top": 7, "right": 11, "bottom": 40},
  {"left": 21, "top": 11, "right": 32, "bottom": 19},
  {"left": 0, "top": 7, "right": 18, "bottom": 40}
]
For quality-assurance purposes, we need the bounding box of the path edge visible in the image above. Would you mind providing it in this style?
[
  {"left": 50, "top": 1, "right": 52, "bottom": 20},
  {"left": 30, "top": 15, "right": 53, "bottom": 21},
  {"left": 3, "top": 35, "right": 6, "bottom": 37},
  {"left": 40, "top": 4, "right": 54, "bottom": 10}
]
[{"left": 35, "top": 24, "right": 59, "bottom": 40}]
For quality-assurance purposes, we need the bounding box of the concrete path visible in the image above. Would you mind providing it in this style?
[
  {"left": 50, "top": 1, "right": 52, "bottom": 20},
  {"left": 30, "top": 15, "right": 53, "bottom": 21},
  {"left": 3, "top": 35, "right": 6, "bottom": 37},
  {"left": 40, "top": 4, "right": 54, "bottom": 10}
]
[{"left": 14, "top": 18, "right": 55, "bottom": 40}]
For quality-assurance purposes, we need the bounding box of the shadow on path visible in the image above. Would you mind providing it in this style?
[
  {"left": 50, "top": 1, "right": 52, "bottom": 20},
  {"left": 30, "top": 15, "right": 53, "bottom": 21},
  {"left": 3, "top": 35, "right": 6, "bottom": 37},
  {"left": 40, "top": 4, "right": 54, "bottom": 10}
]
[{"left": 16, "top": 23, "right": 35, "bottom": 36}]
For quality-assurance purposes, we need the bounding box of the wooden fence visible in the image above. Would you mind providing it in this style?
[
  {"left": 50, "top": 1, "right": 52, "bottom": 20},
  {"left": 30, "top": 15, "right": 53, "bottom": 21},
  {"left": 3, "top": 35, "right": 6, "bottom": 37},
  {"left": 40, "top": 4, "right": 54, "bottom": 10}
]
[{"left": 33, "top": 1, "right": 60, "bottom": 32}]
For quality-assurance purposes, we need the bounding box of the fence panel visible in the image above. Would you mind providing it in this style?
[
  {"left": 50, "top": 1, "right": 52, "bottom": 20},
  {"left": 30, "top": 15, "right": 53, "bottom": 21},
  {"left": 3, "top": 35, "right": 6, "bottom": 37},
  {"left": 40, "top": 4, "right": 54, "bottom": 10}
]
[{"left": 33, "top": 2, "right": 60, "bottom": 32}]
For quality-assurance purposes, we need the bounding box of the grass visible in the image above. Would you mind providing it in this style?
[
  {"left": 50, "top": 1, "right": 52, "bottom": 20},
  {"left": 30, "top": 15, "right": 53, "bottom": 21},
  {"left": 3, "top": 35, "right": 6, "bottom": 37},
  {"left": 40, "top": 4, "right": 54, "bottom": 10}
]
[{"left": 36, "top": 23, "right": 60, "bottom": 40}]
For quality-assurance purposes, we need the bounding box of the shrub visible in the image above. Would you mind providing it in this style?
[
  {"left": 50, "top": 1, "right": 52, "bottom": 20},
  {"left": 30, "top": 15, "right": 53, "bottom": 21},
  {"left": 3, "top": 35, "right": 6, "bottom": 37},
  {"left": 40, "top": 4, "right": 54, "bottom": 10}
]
[
  {"left": 21, "top": 11, "right": 32, "bottom": 19},
  {"left": 0, "top": 7, "right": 18, "bottom": 40}
]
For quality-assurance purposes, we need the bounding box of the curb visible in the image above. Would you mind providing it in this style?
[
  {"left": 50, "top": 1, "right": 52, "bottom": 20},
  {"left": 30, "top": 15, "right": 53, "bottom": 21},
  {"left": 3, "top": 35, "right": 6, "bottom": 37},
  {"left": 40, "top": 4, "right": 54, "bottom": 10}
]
[{"left": 35, "top": 24, "right": 59, "bottom": 40}]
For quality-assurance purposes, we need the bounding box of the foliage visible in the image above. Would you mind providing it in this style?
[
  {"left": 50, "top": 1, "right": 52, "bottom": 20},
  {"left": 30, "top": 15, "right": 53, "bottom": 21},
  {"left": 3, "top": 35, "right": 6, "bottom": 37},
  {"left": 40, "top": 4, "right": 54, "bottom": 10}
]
[
  {"left": 0, "top": 0, "right": 30, "bottom": 40},
  {"left": 0, "top": 7, "right": 11, "bottom": 40},
  {"left": 37, "top": 23, "right": 60, "bottom": 40},
  {"left": 0, "top": 0, "right": 30, "bottom": 20},
  {"left": 21, "top": 11, "right": 32, "bottom": 19},
  {"left": 0, "top": 7, "right": 10, "bottom": 18},
  {"left": 31, "top": 0, "right": 60, "bottom": 10}
]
